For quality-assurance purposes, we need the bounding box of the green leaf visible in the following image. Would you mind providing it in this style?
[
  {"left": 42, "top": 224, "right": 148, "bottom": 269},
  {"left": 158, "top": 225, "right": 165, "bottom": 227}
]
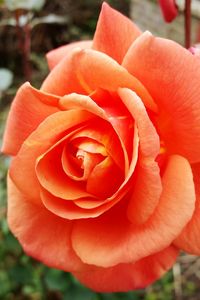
[
  {"left": 44, "top": 269, "right": 70, "bottom": 292},
  {"left": 0, "top": 271, "right": 11, "bottom": 297}
]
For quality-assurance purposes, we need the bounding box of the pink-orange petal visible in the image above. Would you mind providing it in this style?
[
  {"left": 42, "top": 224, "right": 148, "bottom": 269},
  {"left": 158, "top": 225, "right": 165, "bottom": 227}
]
[
  {"left": 128, "top": 160, "right": 162, "bottom": 225},
  {"left": 86, "top": 156, "right": 124, "bottom": 198},
  {"left": 71, "top": 155, "right": 195, "bottom": 267},
  {"left": 118, "top": 88, "right": 161, "bottom": 224},
  {"left": 7, "top": 175, "right": 83, "bottom": 272},
  {"left": 174, "top": 163, "right": 200, "bottom": 254},
  {"left": 118, "top": 88, "right": 159, "bottom": 159},
  {"left": 73, "top": 245, "right": 178, "bottom": 292},
  {"left": 72, "top": 128, "right": 138, "bottom": 212},
  {"left": 10, "top": 110, "right": 94, "bottom": 204},
  {"left": 73, "top": 48, "right": 157, "bottom": 111},
  {"left": 59, "top": 92, "right": 106, "bottom": 119},
  {"left": 41, "top": 48, "right": 88, "bottom": 96},
  {"left": 72, "top": 138, "right": 107, "bottom": 156},
  {"left": 91, "top": 89, "right": 134, "bottom": 161},
  {"left": 46, "top": 40, "right": 92, "bottom": 70},
  {"left": 92, "top": 2, "right": 141, "bottom": 64},
  {"left": 36, "top": 141, "right": 91, "bottom": 200},
  {"left": 70, "top": 121, "right": 125, "bottom": 173},
  {"left": 123, "top": 31, "right": 200, "bottom": 163},
  {"left": 2, "top": 82, "right": 59, "bottom": 156},
  {"left": 44, "top": 47, "right": 157, "bottom": 111},
  {"left": 40, "top": 188, "right": 101, "bottom": 220},
  {"left": 62, "top": 145, "right": 105, "bottom": 182},
  {"left": 41, "top": 187, "right": 132, "bottom": 220}
]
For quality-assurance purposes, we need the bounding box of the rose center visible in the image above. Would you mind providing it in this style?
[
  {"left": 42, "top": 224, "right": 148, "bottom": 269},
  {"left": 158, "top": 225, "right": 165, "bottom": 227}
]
[{"left": 63, "top": 138, "right": 107, "bottom": 182}]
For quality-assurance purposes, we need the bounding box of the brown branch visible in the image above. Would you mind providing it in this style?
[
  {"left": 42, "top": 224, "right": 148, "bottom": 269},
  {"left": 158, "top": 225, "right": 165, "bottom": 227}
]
[{"left": 184, "top": 0, "right": 192, "bottom": 48}]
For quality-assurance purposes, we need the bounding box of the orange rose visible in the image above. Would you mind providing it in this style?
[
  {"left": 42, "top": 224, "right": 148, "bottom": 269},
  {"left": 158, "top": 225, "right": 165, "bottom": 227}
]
[{"left": 2, "top": 2, "right": 200, "bottom": 292}]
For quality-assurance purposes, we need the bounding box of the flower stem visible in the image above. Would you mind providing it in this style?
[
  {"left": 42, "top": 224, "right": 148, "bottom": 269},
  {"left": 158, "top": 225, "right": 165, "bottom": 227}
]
[
  {"left": 14, "top": 10, "right": 31, "bottom": 81},
  {"left": 23, "top": 21, "right": 31, "bottom": 81},
  {"left": 14, "top": 10, "right": 24, "bottom": 55},
  {"left": 184, "top": 0, "right": 191, "bottom": 48}
]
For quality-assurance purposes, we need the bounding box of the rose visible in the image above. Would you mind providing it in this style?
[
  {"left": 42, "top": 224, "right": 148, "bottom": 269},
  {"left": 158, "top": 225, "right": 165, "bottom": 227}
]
[{"left": 2, "top": 2, "right": 200, "bottom": 292}]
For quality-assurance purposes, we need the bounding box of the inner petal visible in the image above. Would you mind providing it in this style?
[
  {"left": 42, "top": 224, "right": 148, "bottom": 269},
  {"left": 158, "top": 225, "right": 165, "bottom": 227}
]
[
  {"left": 36, "top": 141, "right": 92, "bottom": 200},
  {"left": 86, "top": 156, "right": 124, "bottom": 199},
  {"left": 62, "top": 139, "right": 106, "bottom": 181},
  {"left": 71, "top": 119, "right": 125, "bottom": 173},
  {"left": 91, "top": 89, "right": 134, "bottom": 162}
]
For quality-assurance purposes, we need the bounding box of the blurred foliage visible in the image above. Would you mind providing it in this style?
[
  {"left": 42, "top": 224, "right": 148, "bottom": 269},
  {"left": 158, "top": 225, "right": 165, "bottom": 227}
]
[
  {"left": 3, "top": 0, "right": 45, "bottom": 11},
  {"left": 0, "top": 68, "right": 13, "bottom": 93},
  {"left": 0, "top": 0, "right": 200, "bottom": 299}
]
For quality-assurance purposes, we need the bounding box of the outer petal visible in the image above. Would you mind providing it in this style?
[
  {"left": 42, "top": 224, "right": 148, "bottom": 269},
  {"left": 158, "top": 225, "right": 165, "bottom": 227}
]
[
  {"left": 42, "top": 48, "right": 157, "bottom": 112},
  {"left": 71, "top": 155, "right": 195, "bottom": 267},
  {"left": 92, "top": 2, "right": 141, "bottom": 64},
  {"left": 123, "top": 32, "right": 200, "bottom": 163},
  {"left": 7, "top": 176, "right": 83, "bottom": 272},
  {"left": 46, "top": 40, "right": 92, "bottom": 70},
  {"left": 2, "top": 82, "right": 59, "bottom": 156},
  {"left": 174, "top": 163, "right": 200, "bottom": 254},
  {"left": 73, "top": 245, "right": 179, "bottom": 292},
  {"left": 41, "top": 48, "right": 88, "bottom": 96}
]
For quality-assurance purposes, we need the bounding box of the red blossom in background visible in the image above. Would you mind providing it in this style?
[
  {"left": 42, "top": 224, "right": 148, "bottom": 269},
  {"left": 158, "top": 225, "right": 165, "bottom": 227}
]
[
  {"left": 158, "top": 0, "right": 192, "bottom": 48},
  {"left": 158, "top": 0, "right": 178, "bottom": 22}
]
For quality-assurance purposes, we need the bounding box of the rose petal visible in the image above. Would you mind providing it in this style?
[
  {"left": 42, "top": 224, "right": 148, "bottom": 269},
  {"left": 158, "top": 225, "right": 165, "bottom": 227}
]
[
  {"left": 46, "top": 40, "right": 92, "bottom": 70},
  {"left": 73, "top": 245, "right": 178, "bottom": 292},
  {"left": 42, "top": 47, "right": 157, "bottom": 112},
  {"left": 174, "top": 163, "right": 200, "bottom": 254},
  {"left": 74, "top": 49, "right": 157, "bottom": 111},
  {"left": 123, "top": 31, "right": 200, "bottom": 163},
  {"left": 128, "top": 161, "right": 162, "bottom": 225},
  {"left": 36, "top": 140, "right": 92, "bottom": 200},
  {"left": 40, "top": 186, "right": 130, "bottom": 220},
  {"left": 61, "top": 90, "right": 133, "bottom": 179},
  {"left": 1, "top": 82, "right": 59, "bottom": 156},
  {"left": 41, "top": 48, "right": 88, "bottom": 96},
  {"left": 40, "top": 188, "right": 101, "bottom": 220},
  {"left": 59, "top": 92, "right": 106, "bottom": 119},
  {"left": 92, "top": 2, "right": 141, "bottom": 63},
  {"left": 118, "top": 88, "right": 162, "bottom": 224},
  {"left": 10, "top": 110, "right": 95, "bottom": 204},
  {"left": 71, "top": 121, "right": 125, "bottom": 173},
  {"left": 71, "top": 155, "right": 195, "bottom": 267},
  {"left": 118, "top": 88, "right": 159, "bottom": 159},
  {"left": 49, "top": 127, "right": 138, "bottom": 218},
  {"left": 7, "top": 175, "right": 83, "bottom": 272},
  {"left": 91, "top": 89, "right": 134, "bottom": 162},
  {"left": 62, "top": 142, "right": 105, "bottom": 181},
  {"left": 40, "top": 129, "right": 138, "bottom": 219},
  {"left": 86, "top": 156, "right": 124, "bottom": 198}
]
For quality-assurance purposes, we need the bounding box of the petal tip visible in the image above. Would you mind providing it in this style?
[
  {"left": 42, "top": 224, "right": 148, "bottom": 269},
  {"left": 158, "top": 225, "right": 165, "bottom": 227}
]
[{"left": 101, "top": 2, "right": 112, "bottom": 13}]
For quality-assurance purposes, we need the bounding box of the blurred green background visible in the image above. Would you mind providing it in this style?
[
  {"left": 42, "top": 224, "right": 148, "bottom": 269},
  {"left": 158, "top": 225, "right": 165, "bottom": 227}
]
[{"left": 0, "top": 0, "right": 200, "bottom": 299}]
